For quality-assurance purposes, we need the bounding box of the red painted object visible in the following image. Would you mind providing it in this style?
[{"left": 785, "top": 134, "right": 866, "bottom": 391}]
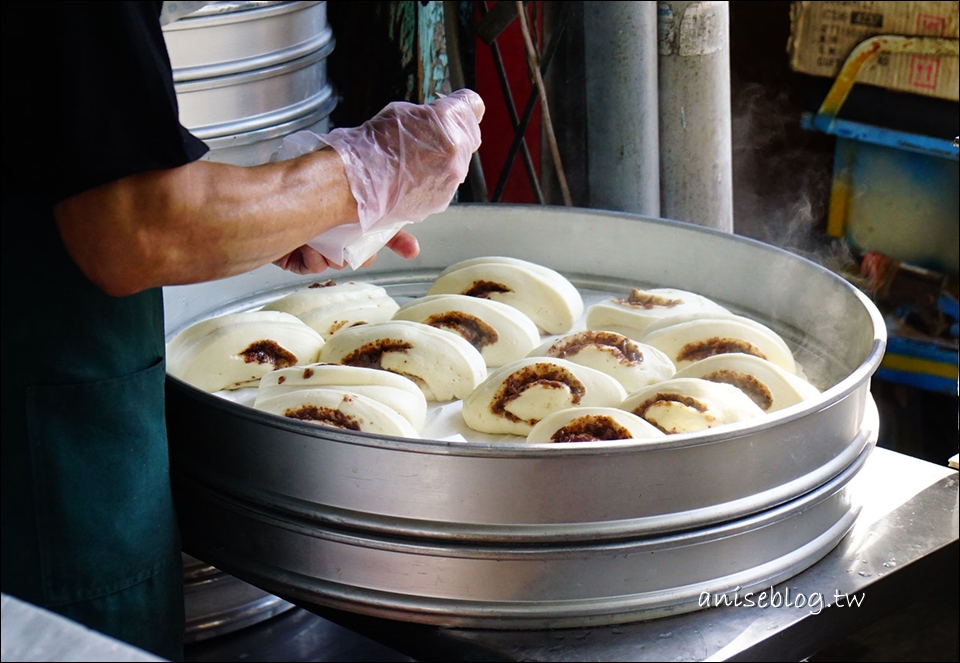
[{"left": 474, "top": 1, "right": 542, "bottom": 204}]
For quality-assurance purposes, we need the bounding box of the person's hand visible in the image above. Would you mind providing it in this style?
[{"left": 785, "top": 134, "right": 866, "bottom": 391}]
[
  {"left": 274, "top": 228, "right": 421, "bottom": 275},
  {"left": 272, "top": 245, "right": 344, "bottom": 275},
  {"left": 321, "top": 88, "right": 485, "bottom": 230},
  {"left": 271, "top": 89, "right": 482, "bottom": 270}
]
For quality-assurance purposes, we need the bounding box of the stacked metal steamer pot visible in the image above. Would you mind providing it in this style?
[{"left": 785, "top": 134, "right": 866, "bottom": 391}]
[
  {"left": 164, "top": 204, "right": 886, "bottom": 629},
  {"left": 161, "top": 0, "right": 336, "bottom": 640},
  {"left": 162, "top": 0, "right": 336, "bottom": 166}
]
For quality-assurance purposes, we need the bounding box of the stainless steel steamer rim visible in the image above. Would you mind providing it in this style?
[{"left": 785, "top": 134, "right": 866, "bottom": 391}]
[
  {"left": 182, "top": 554, "right": 294, "bottom": 643},
  {"left": 198, "top": 89, "right": 336, "bottom": 165},
  {"left": 173, "top": 415, "right": 875, "bottom": 629},
  {"left": 200, "top": 91, "right": 336, "bottom": 152},
  {"left": 174, "top": 41, "right": 335, "bottom": 137},
  {"left": 165, "top": 204, "right": 886, "bottom": 543}
]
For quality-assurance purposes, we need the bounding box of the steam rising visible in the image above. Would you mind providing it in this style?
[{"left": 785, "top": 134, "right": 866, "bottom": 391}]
[
  {"left": 733, "top": 79, "right": 870, "bottom": 274},
  {"left": 732, "top": 79, "right": 852, "bottom": 270},
  {"left": 729, "top": 79, "right": 876, "bottom": 389}
]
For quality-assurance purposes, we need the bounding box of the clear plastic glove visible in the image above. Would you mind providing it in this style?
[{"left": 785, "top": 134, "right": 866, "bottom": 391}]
[{"left": 273, "top": 88, "right": 485, "bottom": 269}]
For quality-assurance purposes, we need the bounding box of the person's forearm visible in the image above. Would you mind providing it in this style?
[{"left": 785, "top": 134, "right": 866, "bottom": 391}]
[{"left": 54, "top": 148, "right": 357, "bottom": 297}]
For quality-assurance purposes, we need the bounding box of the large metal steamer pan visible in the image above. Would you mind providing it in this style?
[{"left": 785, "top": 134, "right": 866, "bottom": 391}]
[
  {"left": 172, "top": 418, "right": 876, "bottom": 629},
  {"left": 164, "top": 205, "right": 886, "bottom": 543}
]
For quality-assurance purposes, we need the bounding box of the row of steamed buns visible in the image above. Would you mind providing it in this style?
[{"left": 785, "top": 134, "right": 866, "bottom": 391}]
[{"left": 167, "top": 256, "right": 821, "bottom": 442}]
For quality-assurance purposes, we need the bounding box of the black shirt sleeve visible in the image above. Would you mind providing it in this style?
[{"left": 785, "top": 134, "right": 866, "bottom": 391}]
[{"left": 1, "top": 1, "right": 209, "bottom": 204}]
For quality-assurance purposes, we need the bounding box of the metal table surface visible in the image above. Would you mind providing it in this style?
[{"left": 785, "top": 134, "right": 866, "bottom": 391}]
[{"left": 251, "top": 445, "right": 957, "bottom": 663}]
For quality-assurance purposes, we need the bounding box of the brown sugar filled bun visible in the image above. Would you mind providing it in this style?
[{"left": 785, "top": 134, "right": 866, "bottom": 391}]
[
  {"left": 261, "top": 280, "right": 399, "bottom": 339},
  {"left": 427, "top": 256, "right": 583, "bottom": 334},
  {"left": 528, "top": 330, "right": 676, "bottom": 393},
  {"left": 318, "top": 320, "right": 487, "bottom": 402},
  {"left": 167, "top": 310, "right": 325, "bottom": 392},
  {"left": 393, "top": 294, "right": 540, "bottom": 367},
  {"left": 462, "top": 357, "right": 627, "bottom": 436},
  {"left": 526, "top": 406, "right": 665, "bottom": 443}
]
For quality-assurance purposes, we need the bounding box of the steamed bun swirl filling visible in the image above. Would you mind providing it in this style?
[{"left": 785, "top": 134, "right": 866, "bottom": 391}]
[
  {"left": 423, "top": 312, "right": 499, "bottom": 353},
  {"left": 548, "top": 415, "right": 632, "bottom": 442},
  {"left": 530, "top": 330, "right": 677, "bottom": 393},
  {"left": 492, "top": 363, "right": 587, "bottom": 425},
  {"left": 462, "top": 358, "right": 628, "bottom": 435},
  {"left": 525, "top": 406, "right": 666, "bottom": 443},
  {"left": 616, "top": 289, "right": 684, "bottom": 309},
  {"left": 619, "top": 378, "right": 766, "bottom": 435},
  {"left": 700, "top": 369, "right": 773, "bottom": 410},
  {"left": 280, "top": 400, "right": 363, "bottom": 430},
  {"left": 676, "top": 338, "right": 766, "bottom": 364},
  {"left": 318, "top": 321, "right": 487, "bottom": 402},
  {"left": 545, "top": 331, "right": 643, "bottom": 364}
]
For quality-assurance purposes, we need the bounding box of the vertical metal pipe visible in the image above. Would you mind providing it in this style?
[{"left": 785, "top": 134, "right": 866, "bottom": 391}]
[
  {"left": 583, "top": 1, "right": 660, "bottom": 217},
  {"left": 658, "top": 0, "right": 733, "bottom": 232}
]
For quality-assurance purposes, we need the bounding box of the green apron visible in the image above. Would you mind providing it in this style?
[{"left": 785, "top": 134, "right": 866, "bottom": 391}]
[{"left": 1, "top": 198, "right": 185, "bottom": 661}]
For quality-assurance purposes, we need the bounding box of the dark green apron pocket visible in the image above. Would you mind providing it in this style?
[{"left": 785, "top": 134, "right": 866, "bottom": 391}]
[{"left": 26, "top": 358, "right": 180, "bottom": 607}]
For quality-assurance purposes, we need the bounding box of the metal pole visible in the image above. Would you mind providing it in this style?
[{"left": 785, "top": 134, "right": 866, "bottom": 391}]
[
  {"left": 583, "top": 1, "right": 660, "bottom": 217},
  {"left": 658, "top": 0, "right": 734, "bottom": 232},
  {"left": 515, "top": 0, "right": 572, "bottom": 206}
]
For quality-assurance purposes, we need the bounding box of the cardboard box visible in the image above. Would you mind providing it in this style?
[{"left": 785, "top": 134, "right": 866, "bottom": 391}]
[{"left": 788, "top": 1, "right": 959, "bottom": 101}]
